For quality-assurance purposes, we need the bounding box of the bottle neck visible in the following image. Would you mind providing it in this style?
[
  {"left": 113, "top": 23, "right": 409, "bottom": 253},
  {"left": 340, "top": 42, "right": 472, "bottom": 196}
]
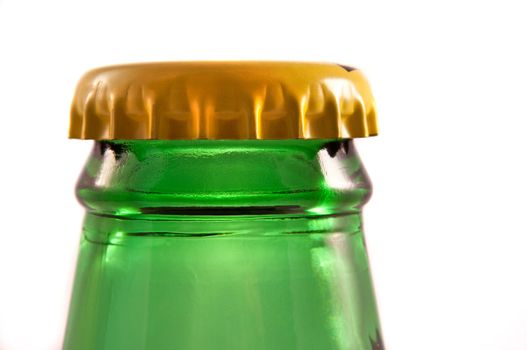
[{"left": 76, "top": 139, "right": 372, "bottom": 218}]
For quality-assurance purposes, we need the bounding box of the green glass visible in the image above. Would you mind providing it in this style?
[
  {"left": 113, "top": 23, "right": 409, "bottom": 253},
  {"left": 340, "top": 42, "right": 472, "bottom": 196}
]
[{"left": 64, "top": 139, "right": 383, "bottom": 350}]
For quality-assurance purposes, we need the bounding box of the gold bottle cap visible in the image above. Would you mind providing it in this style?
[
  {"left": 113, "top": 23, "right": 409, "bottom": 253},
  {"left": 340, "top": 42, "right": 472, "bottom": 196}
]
[{"left": 69, "top": 61, "right": 377, "bottom": 140}]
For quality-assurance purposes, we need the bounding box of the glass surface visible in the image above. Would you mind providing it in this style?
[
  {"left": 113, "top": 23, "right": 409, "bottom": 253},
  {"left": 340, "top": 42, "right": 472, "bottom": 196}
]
[{"left": 64, "top": 139, "right": 384, "bottom": 350}]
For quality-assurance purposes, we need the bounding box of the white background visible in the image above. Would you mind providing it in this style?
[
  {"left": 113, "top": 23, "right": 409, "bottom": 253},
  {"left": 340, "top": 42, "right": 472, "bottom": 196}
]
[{"left": 1, "top": 0, "right": 526, "bottom": 349}]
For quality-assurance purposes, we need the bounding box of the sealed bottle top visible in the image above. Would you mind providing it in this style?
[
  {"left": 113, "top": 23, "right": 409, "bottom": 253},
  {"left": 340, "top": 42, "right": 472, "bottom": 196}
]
[
  {"left": 64, "top": 62, "right": 384, "bottom": 350},
  {"left": 68, "top": 61, "right": 377, "bottom": 140}
]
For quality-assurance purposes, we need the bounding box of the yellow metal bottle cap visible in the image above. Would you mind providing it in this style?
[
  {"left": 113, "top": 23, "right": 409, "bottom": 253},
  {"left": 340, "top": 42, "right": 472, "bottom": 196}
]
[{"left": 69, "top": 61, "right": 377, "bottom": 140}]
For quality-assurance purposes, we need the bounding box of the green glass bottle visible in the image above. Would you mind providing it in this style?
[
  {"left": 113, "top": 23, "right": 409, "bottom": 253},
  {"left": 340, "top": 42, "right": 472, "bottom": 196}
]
[{"left": 64, "top": 62, "right": 383, "bottom": 350}]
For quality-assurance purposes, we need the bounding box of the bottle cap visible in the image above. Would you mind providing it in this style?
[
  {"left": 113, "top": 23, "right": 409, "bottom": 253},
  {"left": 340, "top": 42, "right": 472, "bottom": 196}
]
[{"left": 69, "top": 61, "right": 377, "bottom": 140}]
